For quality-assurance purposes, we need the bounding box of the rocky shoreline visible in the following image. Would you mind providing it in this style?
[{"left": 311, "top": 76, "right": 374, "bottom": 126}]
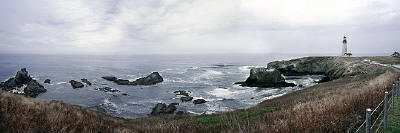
[
  {"left": 0, "top": 67, "right": 209, "bottom": 116},
  {"left": 0, "top": 56, "right": 399, "bottom": 132}
]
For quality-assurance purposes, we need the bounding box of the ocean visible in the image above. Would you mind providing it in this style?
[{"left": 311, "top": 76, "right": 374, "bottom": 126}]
[{"left": 0, "top": 54, "right": 324, "bottom": 118}]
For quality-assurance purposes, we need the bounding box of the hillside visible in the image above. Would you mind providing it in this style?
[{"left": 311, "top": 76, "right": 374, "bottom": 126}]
[{"left": 0, "top": 56, "right": 399, "bottom": 132}]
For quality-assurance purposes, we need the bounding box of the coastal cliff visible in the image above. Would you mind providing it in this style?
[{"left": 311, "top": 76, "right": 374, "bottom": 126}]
[
  {"left": 267, "top": 56, "right": 398, "bottom": 80},
  {"left": 0, "top": 56, "right": 399, "bottom": 132}
]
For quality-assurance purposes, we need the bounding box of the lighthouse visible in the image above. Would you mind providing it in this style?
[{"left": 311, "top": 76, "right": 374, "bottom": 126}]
[
  {"left": 342, "top": 36, "right": 347, "bottom": 56},
  {"left": 342, "top": 36, "right": 352, "bottom": 56}
]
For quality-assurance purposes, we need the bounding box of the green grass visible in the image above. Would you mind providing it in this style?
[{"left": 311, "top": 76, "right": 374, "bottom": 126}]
[
  {"left": 386, "top": 98, "right": 400, "bottom": 132},
  {"left": 373, "top": 98, "right": 400, "bottom": 133},
  {"left": 239, "top": 107, "right": 279, "bottom": 119},
  {"left": 195, "top": 107, "right": 279, "bottom": 126}
]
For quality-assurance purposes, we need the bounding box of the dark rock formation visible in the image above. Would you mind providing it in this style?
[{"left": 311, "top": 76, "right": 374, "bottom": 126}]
[
  {"left": 237, "top": 68, "right": 295, "bottom": 88},
  {"left": 133, "top": 72, "right": 163, "bottom": 85},
  {"left": 180, "top": 96, "right": 193, "bottom": 102},
  {"left": 174, "top": 90, "right": 190, "bottom": 96},
  {"left": 1, "top": 78, "right": 17, "bottom": 91},
  {"left": 150, "top": 103, "right": 177, "bottom": 115},
  {"left": 0, "top": 68, "right": 46, "bottom": 97},
  {"left": 44, "top": 79, "right": 51, "bottom": 84},
  {"left": 24, "top": 80, "right": 47, "bottom": 97},
  {"left": 170, "top": 102, "right": 179, "bottom": 106},
  {"left": 193, "top": 99, "right": 206, "bottom": 104},
  {"left": 15, "top": 68, "right": 32, "bottom": 85},
  {"left": 267, "top": 57, "right": 332, "bottom": 76},
  {"left": 392, "top": 51, "right": 400, "bottom": 57},
  {"left": 115, "top": 79, "right": 131, "bottom": 85},
  {"left": 95, "top": 87, "right": 119, "bottom": 92},
  {"left": 176, "top": 111, "right": 185, "bottom": 115},
  {"left": 102, "top": 76, "right": 117, "bottom": 81},
  {"left": 266, "top": 57, "right": 358, "bottom": 81},
  {"left": 81, "top": 78, "right": 92, "bottom": 86},
  {"left": 102, "top": 72, "right": 163, "bottom": 86},
  {"left": 69, "top": 80, "right": 84, "bottom": 89}
]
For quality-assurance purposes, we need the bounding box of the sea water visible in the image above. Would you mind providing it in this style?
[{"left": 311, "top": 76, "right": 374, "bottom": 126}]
[{"left": 0, "top": 54, "right": 324, "bottom": 118}]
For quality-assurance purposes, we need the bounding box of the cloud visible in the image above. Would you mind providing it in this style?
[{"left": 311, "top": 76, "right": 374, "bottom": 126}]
[{"left": 0, "top": 0, "right": 399, "bottom": 55}]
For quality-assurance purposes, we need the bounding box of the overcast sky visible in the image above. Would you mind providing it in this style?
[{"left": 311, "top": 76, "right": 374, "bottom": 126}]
[{"left": 0, "top": 0, "right": 399, "bottom": 55}]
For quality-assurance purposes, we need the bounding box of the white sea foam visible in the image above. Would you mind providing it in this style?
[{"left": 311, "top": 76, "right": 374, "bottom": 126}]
[
  {"left": 238, "top": 66, "right": 255, "bottom": 72},
  {"left": 102, "top": 98, "right": 122, "bottom": 114},
  {"left": 56, "top": 82, "right": 67, "bottom": 85},
  {"left": 9, "top": 84, "right": 27, "bottom": 94},
  {"left": 187, "top": 111, "right": 203, "bottom": 115},
  {"left": 208, "top": 88, "right": 234, "bottom": 98},
  {"left": 195, "top": 70, "right": 223, "bottom": 80}
]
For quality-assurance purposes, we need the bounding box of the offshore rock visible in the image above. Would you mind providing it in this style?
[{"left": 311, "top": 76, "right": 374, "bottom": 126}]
[
  {"left": 44, "top": 79, "right": 51, "bottom": 84},
  {"left": 69, "top": 80, "right": 84, "bottom": 89},
  {"left": 133, "top": 72, "right": 163, "bottom": 85},
  {"left": 15, "top": 68, "right": 32, "bottom": 85},
  {"left": 180, "top": 96, "right": 193, "bottom": 102},
  {"left": 0, "top": 68, "right": 46, "bottom": 97},
  {"left": 102, "top": 76, "right": 117, "bottom": 81},
  {"left": 174, "top": 90, "right": 190, "bottom": 96},
  {"left": 81, "top": 78, "right": 92, "bottom": 86},
  {"left": 95, "top": 87, "right": 119, "bottom": 92},
  {"left": 102, "top": 72, "right": 163, "bottom": 86},
  {"left": 193, "top": 99, "right": 207, "bottom": 104},
  {"left": 150, "top": 103, "right": 177, "bottom": 116},
  {"left": 24, "top": 80, "right": 47, "bottom": 97},
  {"left": 237, "top": 68, "right": 295, "bottom": 88}
]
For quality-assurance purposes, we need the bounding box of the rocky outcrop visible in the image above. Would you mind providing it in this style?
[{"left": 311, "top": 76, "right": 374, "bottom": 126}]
[
  {"left": 95, "top": 87, "right": 119, "bottom": 92},
  {"left": 134, "top": 72, "right": 163, "bottom": 85},
  {"left": 266, "top": 56, "right": 394, "bottom": 81},
  {"left": 44, "top": 79, "right": 51, "bottom": 84},
  {"left": 101, "top": 76, "right": 117, "bottom": 81},
  {"left": 180, "top": 96, "right": 193, "bottom": 102},
  {"left": 174, "top": 90, "right": 190, "bottom": 96},
  {"left": 150, "top": 103, "right": 177, "bottom": 116},
  {"left": 69, "top": 80, "right": 84, "bottom": 89},
  {"left": 81, "top": 78, "right": 92, "bottom": 86},
  {"left": 267, "top": 57, "right": 344, "bottom": 80},
  {"left": 267, "top": 57, "right": 333, "bottom": 76},
  {"left": 193, "top": 99, "right": 206, "bottom": 104},
  {"left": 24, "top": 80, "right": 46, "bottom": 97},
  {"left": 15, "top": 68, "right": 32, "bottom": 85},
  {"left": 102, "top": 72, "right": 163, "bottom": 86},
  {"left": 237, "top": 68, "right": 296, "bottom": 87},
  {"left": 0, "top": 68, "right": 46, "bottom": 97}
]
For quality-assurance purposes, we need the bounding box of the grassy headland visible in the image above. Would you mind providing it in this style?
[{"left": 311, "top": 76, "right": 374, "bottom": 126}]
[{"left": 0, "top": 56, "right": 400, "bottom": 132}]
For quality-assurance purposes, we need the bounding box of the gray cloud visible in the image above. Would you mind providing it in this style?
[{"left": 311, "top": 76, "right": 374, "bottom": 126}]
[{"left": 0, "top": 0, "right": 399, "bottom": 55}]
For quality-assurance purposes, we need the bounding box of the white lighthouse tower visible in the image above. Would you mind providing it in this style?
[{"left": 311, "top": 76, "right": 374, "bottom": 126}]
[{"left": 342, "top": 36, "right": 351, "bottom": 56}]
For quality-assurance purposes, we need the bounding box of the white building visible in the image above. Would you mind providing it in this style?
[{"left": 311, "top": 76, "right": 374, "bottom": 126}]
[{"left": 342, "top": 36, "right": 352, "bottom": 56}]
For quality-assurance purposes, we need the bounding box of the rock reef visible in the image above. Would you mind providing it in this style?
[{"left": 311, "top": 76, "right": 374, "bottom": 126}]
[
  {"left": 266, "top": 56, "right": 398, "bottom": 81},
  {"left": 237, "top": 68, "right": 296, "bottom": 87},
  {"left": 150, "top": 103, "right": 177, "bottom": 116},
  {"left": 0, "top": 68, "right": 46, "bottom": 97},
  {"left": 69, "top": 80, "right": 84, "bottom": 89},
  {"left": 102, "top": 72, "right": 163, "bottom": 86}
]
